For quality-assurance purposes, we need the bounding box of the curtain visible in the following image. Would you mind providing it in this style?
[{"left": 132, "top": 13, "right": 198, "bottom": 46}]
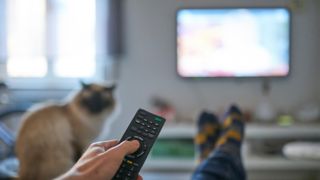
[{"left": 107, "top": 0, "right": 124, "bottom": 56}]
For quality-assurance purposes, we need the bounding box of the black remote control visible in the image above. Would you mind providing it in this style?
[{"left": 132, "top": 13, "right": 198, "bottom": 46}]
[{"left": 112, "top": 109, "right": 166, "bottom": 180}]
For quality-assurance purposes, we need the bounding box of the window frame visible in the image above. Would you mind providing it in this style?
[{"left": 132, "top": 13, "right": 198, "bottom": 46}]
[{"left": 0, "top": 0, "right": 109, "bottom": 90}]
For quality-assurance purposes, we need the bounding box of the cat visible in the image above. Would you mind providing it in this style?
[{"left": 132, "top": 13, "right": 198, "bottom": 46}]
[{"left": 15, "top": 82, "right": 116, "bottom": 180}]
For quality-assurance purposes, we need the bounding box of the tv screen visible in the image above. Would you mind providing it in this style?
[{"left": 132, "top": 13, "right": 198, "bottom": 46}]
[{"left": 177, "top": 8, "right": 291, "bottom": 78}]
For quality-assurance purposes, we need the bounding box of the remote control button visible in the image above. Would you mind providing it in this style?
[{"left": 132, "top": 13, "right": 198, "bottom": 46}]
[
  {"left": 147, "top": 133, "right": 155, "bottom": 139},
  {"left": 130, "top": 126, "right": 138, "bottom": 132},
  {"left": 137, "top": 114, "right": 144, "bottom": 119},
  {"left": 135, "top": 119, "right": 141, "bottom": 124},
  {"left": 133, "top": 135, "right": 144, "bottom": 141},
  {"left": 126, "top": 159, "right": 133, "bottom": 165},
  {"left": 143, "top": 144, "right": 147, "bottom": 150},
  {"left": 136, "top": 151, "right": 145, "bottom": 157},
  {"left": 128, "top": 166, "right": 135, "bottom": 171},
  {"left": 133, "top": 163, "right": 139, "bottom": 167},
  {"left": 126, "top": 154, "right": 135, "bottom": 159}
]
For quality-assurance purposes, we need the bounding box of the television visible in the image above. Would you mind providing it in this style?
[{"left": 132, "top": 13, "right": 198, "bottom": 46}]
[{"left": 176, "top": 7, "right": 291, "bottom": 78}]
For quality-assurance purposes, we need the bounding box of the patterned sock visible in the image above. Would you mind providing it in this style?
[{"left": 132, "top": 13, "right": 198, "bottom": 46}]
[
  {"left": 215, "top": 105, "right": 245, "bottom": 156},
  {"left": 194, "top": 111, "right": 221, "bottom": 163}
]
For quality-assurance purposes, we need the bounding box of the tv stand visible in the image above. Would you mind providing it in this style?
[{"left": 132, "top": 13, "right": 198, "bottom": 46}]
[{"left": 142, "top": 123, "right": 320, "bottom": 180}]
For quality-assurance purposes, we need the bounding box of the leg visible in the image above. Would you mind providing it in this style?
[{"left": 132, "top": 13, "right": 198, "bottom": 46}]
[{"left": 192, "top": 105, "right": 246, "bottom": 180}]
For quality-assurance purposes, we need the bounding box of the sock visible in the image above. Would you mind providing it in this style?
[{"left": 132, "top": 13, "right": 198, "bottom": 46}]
[
  {"left": 194, "top": 111, "right": 221, "bottom": 163},
  {"left": 215, "top": 104, "right": 245, "bottom": 156}
]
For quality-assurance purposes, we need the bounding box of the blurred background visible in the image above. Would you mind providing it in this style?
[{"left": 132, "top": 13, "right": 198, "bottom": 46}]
[{"left": 0, "top": 0, "right": 319, "bottom": 179}]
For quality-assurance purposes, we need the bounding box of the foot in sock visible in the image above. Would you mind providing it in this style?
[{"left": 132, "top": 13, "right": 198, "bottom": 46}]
[
  {"left": 195, "top": 111, "right": 221, "bottom": 163},
  {"left": 215, "top": 105, "right": 245, "bottom": 156}
]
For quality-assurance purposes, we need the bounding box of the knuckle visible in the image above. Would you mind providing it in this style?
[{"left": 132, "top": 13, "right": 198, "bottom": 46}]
[
  {"left": 91, "top": 146, "right": 105, "bottom": 154},
  {"left": 89, "top": 142, "right": 101, "bottom": 147}
]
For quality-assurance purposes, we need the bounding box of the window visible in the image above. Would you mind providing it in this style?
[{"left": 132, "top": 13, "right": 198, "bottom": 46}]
[
  {"left": 0, "top": 0, "right": 109, "bottom": 89},
  {"left": 7, "top": 0, "right": 47, "bottom": 78}
]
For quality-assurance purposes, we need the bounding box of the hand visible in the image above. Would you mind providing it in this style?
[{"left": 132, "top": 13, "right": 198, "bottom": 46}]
[{"left": 56, "top": 140, "right": 142, "bottom": 180}]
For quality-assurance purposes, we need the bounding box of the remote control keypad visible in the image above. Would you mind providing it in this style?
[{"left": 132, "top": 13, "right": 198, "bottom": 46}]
[
  {"left": 113, "top": 159, "right": 139, "bottom": 180},
  {"left": 112, "top": 109, "right": 165, "bottom": 180},
  {"left": 132, "top": 116, "right": 159, "bottom": 139}
]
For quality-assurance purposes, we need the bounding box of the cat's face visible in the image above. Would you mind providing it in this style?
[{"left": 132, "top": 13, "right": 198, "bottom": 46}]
[{"left": 77, "top": 82, "right": 116, "bottom": 115}]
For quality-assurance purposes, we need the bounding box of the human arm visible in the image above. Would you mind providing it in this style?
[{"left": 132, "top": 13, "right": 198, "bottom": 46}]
[{"left": 56, "top": 140, "right": 142, "bottom": 180}]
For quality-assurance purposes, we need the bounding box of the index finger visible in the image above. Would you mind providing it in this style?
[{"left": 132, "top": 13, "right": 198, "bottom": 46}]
[
  {"left": 78, "top": 140, "right": 119, "bottom": 161},
  {"left": 103, "top": 140, "right": 140, "bottom": 159},
  {"left": 89, "top": 140, "right": 119, "bottom": 150}
]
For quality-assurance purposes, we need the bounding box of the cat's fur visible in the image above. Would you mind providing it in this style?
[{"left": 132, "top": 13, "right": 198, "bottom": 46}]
[{"left": 15, "top": 82, "right": 116, "bottom": 180}]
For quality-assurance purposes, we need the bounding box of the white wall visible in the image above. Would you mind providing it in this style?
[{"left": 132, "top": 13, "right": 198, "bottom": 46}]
[
  {"left": 103, "top": 0, "right": 320, "bottom": 139},
  {"left": 317, "top": 1, "right": 320, "bottom": 101}
]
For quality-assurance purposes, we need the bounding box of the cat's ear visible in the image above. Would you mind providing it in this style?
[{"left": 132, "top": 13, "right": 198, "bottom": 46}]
[
  {"left": 105, "top": 84, "right": 116, "bottom": 91},
  {"left": 80, "top": 80, "right": 90, "bottom": 89}
]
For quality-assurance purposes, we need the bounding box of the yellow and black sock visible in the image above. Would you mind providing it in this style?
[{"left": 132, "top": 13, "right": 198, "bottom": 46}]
[
  {"left": 215, "top": 105, "right": 245, "bottom": 155},
  {"left": 194, "top": 111, "right": 221, "bottom": 163}
]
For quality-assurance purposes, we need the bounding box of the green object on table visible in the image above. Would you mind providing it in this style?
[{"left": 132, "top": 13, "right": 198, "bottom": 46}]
[
  {"left": 277, "top": 115, "right": 294, "bottom": 126},
  {"left": 151, "top": 138, "right": 194, "bottom": 159}
]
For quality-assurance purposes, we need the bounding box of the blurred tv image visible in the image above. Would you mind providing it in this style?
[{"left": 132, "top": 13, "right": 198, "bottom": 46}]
[{"left": 177, "top": 8, "right": 290, "bottom": 77}]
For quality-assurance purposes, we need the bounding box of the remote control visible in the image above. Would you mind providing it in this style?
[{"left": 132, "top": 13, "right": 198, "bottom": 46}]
[{"left": 112, "top": 109, "right": 166, "bottom": 180}]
